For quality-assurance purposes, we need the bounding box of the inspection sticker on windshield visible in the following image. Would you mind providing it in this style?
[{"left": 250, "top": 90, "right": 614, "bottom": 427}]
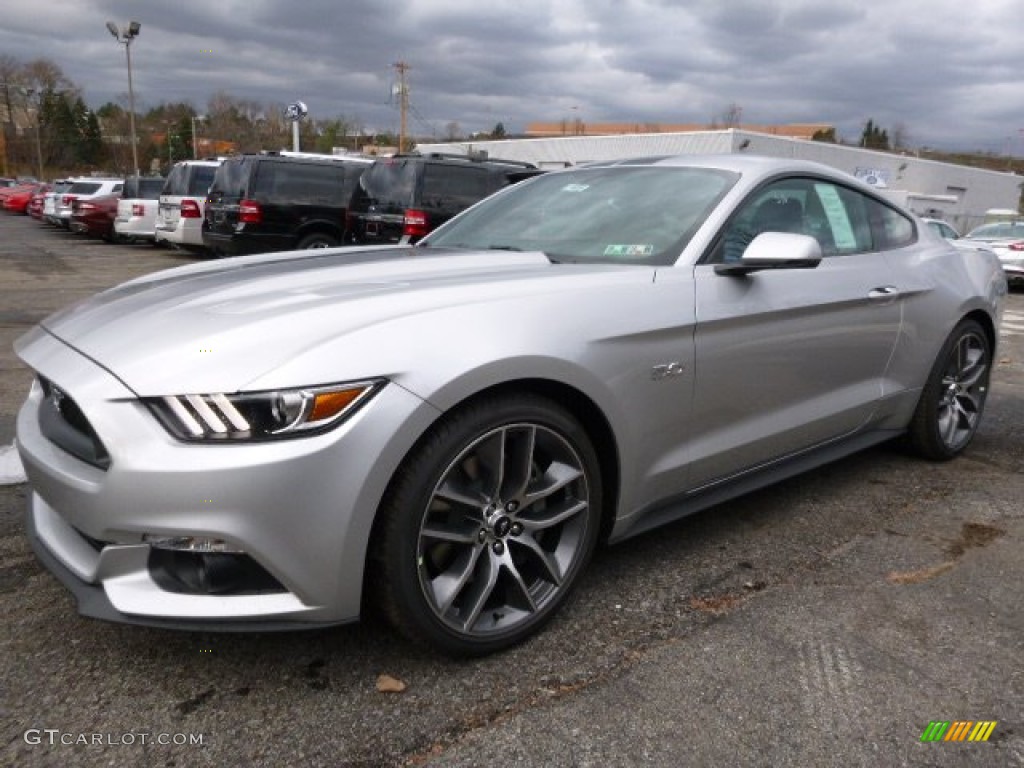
[{"left": 604, "top": 244, "right": 654, "bottom": 257}]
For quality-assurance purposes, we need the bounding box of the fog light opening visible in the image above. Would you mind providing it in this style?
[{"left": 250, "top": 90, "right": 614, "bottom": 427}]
[
  {"left": 148, "top": 548, "right": 286, "bottom": 596},
  {"left": 143, "top": 534, "right": 245, "bottom": 554}
]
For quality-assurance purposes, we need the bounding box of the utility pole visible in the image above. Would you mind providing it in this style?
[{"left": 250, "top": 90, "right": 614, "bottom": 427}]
[{"left": 394, "top": 61, "right": 409, "bottom": 153}]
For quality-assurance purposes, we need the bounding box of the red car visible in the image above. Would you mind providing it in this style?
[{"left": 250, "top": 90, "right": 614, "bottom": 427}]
[
  {"left": 0, "top": 182, "right": 36, "bottom": 211},
  {"left": 69, "top": 192, "right": 122, "bottom": 240},
  {"left": 4, "top": 183, "right": 49, "bottom": 214}
]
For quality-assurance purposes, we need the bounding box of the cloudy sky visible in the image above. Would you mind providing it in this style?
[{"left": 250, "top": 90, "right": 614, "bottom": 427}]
[{"left": 2, "top": 0, "right": 1022, "bottom": 152}]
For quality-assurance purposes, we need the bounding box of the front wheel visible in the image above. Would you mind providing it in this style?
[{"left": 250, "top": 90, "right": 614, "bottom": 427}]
[
  {"left": 906, "top": 318, "right": 992, "bottom": 460},
  {"left": 369, "top": 394, "right": 602, "bottom": 656}
]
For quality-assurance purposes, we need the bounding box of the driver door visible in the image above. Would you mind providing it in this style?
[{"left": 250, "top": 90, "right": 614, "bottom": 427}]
[{"left": 686, "top": 177, "right": 906, "bottom": 488}]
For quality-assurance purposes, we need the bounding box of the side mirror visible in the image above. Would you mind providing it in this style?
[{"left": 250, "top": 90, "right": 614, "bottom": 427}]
[{"left": 715, "top": 232, "right": 823, "bottom": 276}]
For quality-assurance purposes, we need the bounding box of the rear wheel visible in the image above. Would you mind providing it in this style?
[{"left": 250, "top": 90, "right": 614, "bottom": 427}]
[
  {"left": 906, "top": 319, "right": 991, "bottom": 460},
  {"left": 297, "top": 232, "right": 339, "bottom": 249},
  {"left": 369, "top": 394, "right": 602, "bottom": 656}
]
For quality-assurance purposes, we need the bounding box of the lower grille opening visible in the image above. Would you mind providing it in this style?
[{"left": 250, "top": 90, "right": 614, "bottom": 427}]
[{"left": 149, "top": 549, "right": 286, "bottom": 596}]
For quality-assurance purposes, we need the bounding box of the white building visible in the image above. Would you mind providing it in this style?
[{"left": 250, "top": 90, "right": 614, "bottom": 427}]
[{"left": 416, "top": 129, "right": 1022, "bottom": 234}]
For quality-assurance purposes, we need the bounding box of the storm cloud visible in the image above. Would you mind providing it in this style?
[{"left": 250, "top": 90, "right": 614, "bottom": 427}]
[{"left": 2, "top": 0, "right": 1021, "bottom": 151}]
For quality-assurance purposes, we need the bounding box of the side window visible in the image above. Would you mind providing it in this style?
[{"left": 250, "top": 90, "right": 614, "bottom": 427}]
[
  {"left": 867, "top": 197, "right": 915, "bottom": 250},
  {"left": 812, "top": 184, "right": 914, "bottom": 254},
  {"left": 716, "top": 180, "right": 812, "bottom": 262},
  {"left": 811, "top": 182, "right": 872, "bottom": 255},
  {"left": 421, "top": 165, "right": 492, "bottom": 214},
  {"left": 252, "top": 162, "right": 276, "bottom": 198},
  {"left": 712, "top": 177, "right": 909, "bottom": 262}
]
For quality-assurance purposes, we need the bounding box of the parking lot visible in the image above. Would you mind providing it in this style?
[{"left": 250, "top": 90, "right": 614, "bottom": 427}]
[{"left": 1, "top": 212, "right": 1022, "bottom": 767}]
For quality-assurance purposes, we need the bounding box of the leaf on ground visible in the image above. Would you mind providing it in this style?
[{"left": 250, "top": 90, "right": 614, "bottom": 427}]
[
  {"left": 376, "top": 674, "right": 407, "bottom": 693},
  {"left": 886, "top": 561, "right": 956, "bottom": 584}
]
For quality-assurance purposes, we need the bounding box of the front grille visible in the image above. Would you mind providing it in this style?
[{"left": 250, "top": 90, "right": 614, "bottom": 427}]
[{"left": 37, "top": 377, "right": 111, "bottom": 470}]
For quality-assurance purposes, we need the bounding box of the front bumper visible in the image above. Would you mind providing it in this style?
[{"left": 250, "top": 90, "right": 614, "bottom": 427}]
[{"left": 15, "top": 329, "right": 435, "bottom": 629}]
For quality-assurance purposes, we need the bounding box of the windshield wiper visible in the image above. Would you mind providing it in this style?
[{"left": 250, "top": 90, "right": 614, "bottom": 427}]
[{"left": 487, "top": 244, "right": 523, "bottom": 252}]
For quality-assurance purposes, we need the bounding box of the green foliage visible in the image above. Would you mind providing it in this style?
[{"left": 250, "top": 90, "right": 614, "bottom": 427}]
[
  {"left": 811, "top": 127, "right": 836, "bottom": 143},
  {"left": 860, "top": 119, "right": 890, "bottom": 150}
]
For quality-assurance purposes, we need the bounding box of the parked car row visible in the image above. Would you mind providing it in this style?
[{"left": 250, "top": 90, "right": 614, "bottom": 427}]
[{"left": 7, "top": 151, "right": 544, "bottom": 258}]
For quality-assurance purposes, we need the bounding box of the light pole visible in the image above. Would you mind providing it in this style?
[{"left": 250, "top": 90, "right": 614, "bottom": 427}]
[
  {"left": 164, "top": 120, "right": 174, "bottom": 167},
  {"left": 191, "top": 115, "right": 205, "bottom": 159},
  {"left": 106, "top": 20, "right": 141, "bottom": 176}
]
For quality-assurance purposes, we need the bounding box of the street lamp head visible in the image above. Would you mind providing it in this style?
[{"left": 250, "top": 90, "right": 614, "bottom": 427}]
[{"left": 106, "top": 19, "right": 142, "bottom": 176}]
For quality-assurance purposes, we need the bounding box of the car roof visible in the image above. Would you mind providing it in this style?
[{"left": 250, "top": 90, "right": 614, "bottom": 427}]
[
  {"left": 585, "top": 153, "right": 846, "bottom": 176},
  {"left": 387, "top": 152, "right": 539, "bottom": 171},
  {"left": 967, "top": 221, "right": 1024, "bottom": 237}
]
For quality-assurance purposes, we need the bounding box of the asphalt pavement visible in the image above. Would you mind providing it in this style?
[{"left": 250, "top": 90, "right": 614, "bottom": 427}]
[{"left": 1, "top": 213, "right": 1022, "bottom": 767}]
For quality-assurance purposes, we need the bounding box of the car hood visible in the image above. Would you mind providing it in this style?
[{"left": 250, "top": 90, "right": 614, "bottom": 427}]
[{"left": 33, "top": 246, "right": 654, "bottom": 396}]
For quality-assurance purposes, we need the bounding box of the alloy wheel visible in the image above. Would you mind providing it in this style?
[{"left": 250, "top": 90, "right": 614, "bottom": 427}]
[{"left": 416, "top": 422, "right": 592, "bottom": 638}]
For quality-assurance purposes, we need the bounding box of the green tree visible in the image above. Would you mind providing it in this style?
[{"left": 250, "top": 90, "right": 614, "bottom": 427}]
[
  {"left": 811, "top": 127, "right": 836, "bottom": 143},
  {"left": 78, "top": 109, "right": 105, "bottom": 166},
  {"left": 860, "top": 119, "right": 890, "bottom": 150},
  {"left": 490, "top": 122, "right": 506, "bottom": 139}
]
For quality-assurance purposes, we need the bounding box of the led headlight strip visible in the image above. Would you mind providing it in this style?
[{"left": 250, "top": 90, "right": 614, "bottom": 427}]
[{"left": 148, "top": 380, "right": 384, "bottom": 441}]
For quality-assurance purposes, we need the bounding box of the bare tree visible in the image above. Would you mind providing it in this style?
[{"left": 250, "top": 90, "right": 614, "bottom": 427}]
[
  {"left": 444, "top": 121, "right": 462, "bottom": 141},
  {"left": 891, "top": 122, "right": 910, "bottom": 151},
  {"left": 717, "top": 102, "right": 743, "bottom": 128}
]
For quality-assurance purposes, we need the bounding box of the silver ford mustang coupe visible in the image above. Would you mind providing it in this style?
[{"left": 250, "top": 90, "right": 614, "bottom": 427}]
[{"left": 16, "top": 155, "right": 1007, "bottom": 655}]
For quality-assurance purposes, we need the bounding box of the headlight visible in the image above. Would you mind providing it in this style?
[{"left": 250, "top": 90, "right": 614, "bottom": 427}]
[{"left": 145, "top": 380, "right": 384, "bottom": 442}]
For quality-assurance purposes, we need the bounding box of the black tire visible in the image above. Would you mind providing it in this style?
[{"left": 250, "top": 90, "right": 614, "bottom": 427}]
[
  {"left": 906, "top": 319, "right": 991, "bottom": 461},
  {"left": 369, "top": 393, "right": 602, "bottom": 656},
  {"left": 297, "top": 232, "right": 339, "bottom": 249}
]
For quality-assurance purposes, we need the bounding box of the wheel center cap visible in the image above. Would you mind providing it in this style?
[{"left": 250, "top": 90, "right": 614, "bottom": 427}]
[{"left": 492, "top": 515, "right": 512, "bottom": 538}]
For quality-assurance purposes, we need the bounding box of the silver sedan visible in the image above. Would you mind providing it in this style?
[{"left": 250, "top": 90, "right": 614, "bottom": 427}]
[
  {"left": 15, "top": 155, "right": 1007, "bottom": 656},
  {"left": 963, "top": 221, "right": 1024, "bottom": 286}
]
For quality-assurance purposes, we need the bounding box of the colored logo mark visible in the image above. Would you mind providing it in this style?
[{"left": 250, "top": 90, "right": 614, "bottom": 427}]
[{"left": 920, "top": 721, "right": 997, "bottom": 742}]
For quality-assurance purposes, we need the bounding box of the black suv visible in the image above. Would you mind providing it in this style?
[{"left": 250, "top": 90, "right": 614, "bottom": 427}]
[
  {"left": 346, "top": 152, "right": 542, "bottom": 245},
  {"left": 202, "top": 152, "right": 373, "bottom": 255}
]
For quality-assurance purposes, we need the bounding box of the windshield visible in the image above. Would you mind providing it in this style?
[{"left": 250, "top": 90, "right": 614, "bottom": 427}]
[
  {"left": 422, "top": 165, "right": 737, "bottom": 266},
  {"left": 967, "top": 222, "right": 1024, "bottom": 239},
  {"left": 67, "top": 182, "right": 102, "bottom": 195}
]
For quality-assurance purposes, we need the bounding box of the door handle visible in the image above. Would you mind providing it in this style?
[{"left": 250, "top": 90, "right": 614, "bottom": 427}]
[{"left": 868, "top": 286, "right": 899, "bottom": 301}]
